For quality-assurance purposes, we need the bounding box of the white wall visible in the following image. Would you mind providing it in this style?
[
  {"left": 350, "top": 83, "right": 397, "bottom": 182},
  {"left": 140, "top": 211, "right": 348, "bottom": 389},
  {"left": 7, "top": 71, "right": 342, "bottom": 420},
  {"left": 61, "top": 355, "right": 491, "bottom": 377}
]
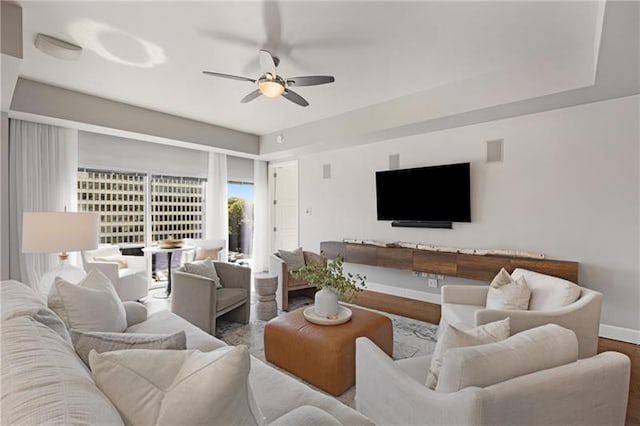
[
  {"left": 12, "top": 79, "right": 259, "bottom": 155},
  {"left": 299, "top": 95, "right": 640, "bottom": 333}
]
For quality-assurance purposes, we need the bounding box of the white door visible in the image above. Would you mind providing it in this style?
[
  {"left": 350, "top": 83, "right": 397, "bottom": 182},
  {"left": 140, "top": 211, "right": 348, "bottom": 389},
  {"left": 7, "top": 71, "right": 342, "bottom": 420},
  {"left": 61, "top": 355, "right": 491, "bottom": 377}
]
[{"left": 270, "top": 162, "right": 298, "bottom": 252}]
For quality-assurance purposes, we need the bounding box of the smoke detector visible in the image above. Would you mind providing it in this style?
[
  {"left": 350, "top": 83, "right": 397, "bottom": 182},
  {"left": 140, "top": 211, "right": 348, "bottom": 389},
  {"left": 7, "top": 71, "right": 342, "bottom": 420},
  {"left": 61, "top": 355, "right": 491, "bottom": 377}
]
[{"left": 35, "top": 33, "right": 82, "bottom": 60}]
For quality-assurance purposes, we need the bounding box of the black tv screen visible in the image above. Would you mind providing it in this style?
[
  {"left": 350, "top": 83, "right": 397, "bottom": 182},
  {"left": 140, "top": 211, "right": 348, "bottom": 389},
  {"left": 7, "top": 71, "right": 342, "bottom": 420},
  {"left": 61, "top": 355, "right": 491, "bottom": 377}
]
[{"left": 376, "top": 162, "right": 471, "bottom": 222}]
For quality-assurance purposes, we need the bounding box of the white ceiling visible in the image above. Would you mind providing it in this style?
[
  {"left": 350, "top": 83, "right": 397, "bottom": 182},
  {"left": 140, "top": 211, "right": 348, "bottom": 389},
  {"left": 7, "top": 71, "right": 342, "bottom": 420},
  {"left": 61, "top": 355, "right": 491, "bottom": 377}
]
[{"left": 17, "top": 1, "right": 601, "bottom": 136}]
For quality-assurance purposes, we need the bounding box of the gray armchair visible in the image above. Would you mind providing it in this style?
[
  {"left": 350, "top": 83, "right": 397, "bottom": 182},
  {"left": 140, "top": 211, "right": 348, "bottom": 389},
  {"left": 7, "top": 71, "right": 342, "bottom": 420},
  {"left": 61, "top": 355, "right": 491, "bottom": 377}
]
[
  {"left": 170, "top": 261, "right": 250, "bottom": 335},
  {"left": 270, "top": 251, "right": 327, "bottom": 311}
]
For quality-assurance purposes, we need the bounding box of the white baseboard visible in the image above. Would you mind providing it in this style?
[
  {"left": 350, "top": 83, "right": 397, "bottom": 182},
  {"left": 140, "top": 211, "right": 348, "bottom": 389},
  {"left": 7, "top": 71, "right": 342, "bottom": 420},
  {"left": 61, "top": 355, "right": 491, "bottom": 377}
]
[
  {"left": 599, "top": 324, "right": 640, "bottom": 345},
  {"left": 366, "top": 282, "right": 640, "bottom": 345}
]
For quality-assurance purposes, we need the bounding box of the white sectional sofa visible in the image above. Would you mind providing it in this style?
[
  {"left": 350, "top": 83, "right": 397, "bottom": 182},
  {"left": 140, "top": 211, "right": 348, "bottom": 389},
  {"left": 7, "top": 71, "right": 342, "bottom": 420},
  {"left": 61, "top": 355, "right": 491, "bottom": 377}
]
[
  {"left": 0, "top": 280, "right": 372, "bottom": 425},
  {"left": 356, "top": 327, "right": 630, "bottom": 426}
]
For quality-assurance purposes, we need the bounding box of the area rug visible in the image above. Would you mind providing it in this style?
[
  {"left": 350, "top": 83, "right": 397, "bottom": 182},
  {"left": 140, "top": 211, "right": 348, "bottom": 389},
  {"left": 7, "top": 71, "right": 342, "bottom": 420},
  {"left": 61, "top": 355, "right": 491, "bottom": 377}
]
[{"left": 215, "top": 295, "right": 438, "bottom": 408}]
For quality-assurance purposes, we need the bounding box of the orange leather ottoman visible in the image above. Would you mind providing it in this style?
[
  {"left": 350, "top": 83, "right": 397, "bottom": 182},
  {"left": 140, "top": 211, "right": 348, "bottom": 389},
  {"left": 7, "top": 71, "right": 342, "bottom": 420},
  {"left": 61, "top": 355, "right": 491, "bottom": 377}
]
[{"left": 264, "top": 305, "right": 393, "bottom": 396}]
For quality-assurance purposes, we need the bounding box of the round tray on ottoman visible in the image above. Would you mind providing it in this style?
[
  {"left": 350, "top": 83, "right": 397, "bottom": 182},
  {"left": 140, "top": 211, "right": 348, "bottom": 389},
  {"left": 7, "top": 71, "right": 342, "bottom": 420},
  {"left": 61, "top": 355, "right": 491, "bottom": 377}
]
[{"left": 303, "top": 306, "right": 352, "bottom": 326}]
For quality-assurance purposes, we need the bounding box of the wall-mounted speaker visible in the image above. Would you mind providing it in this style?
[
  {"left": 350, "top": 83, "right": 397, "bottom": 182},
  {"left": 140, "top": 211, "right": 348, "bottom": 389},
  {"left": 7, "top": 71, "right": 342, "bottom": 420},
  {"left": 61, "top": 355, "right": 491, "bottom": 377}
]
[
  {"left": 323, "top": 164, "right": 331, "bottom": 179},
  {"left": 486, "top": 139, "right": 504, "bottom": 163},
  {"left": 391, "top": 221, "right": 452, "bottom": 229},
  {"left": 389, "top": 154, "right": 400, "bottom": 170}
]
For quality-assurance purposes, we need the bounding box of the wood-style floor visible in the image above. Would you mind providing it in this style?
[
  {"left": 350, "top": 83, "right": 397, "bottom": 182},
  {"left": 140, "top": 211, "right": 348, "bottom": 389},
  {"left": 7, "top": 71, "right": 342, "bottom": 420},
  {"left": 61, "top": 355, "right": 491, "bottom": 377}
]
[
  {"left": 599, "top": 337, "right": 640, "bottom": 425},
  {"left": 352, "top": 290, "right": 640, "bottom": 425}
]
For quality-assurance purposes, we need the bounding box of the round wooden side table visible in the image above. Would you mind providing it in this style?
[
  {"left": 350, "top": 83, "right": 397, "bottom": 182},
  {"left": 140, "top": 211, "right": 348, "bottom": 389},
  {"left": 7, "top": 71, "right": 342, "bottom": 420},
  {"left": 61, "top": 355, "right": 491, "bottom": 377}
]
[{"left": 254, "top": 273, "right": 278, "bottom": 321}]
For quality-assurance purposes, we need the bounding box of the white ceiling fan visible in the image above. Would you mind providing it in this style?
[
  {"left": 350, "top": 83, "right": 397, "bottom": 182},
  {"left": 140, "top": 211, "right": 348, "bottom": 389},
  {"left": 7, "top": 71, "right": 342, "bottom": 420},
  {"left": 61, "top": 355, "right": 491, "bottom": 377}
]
[{"left": 202, "top": 49, "right": 335, "bottom": 107}]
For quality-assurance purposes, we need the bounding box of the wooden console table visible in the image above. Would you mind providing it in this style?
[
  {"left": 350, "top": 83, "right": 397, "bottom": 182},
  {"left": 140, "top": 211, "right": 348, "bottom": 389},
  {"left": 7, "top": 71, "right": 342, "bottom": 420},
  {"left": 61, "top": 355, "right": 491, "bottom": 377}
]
[{"left": 320, "top": 241, "right": 578, "bottom": 283}]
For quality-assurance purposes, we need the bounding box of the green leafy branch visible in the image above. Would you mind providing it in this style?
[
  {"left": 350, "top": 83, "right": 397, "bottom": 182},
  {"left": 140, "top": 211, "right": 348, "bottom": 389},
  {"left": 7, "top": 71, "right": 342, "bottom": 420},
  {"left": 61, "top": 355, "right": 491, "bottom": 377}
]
[{"left": 291, "top": 256, "right": 366, "bottom": 302}]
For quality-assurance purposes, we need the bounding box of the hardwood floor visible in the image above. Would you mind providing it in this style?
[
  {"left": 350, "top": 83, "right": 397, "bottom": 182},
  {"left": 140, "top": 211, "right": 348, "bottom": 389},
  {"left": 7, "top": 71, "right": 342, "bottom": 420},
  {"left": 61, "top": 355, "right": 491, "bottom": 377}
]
[
  {"left": 352, "top": 290, "right": 640, "bottom": 425},
  {"left": 353, "top": 290, "right": 441, "bottom": 325},
  {"left": 599, "top": 337, "right": 640, "bottom": 425}
]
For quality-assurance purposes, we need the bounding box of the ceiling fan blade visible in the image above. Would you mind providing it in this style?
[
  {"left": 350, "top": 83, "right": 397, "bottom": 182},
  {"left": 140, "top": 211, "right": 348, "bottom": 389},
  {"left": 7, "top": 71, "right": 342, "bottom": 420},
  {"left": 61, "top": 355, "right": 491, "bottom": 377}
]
[
  {"left": 282, "top": 89, "right": 309, "bottom": 107},
  {"left": 262, "top": 1, "right": 282, "bottom": 50},
  {"left": 286, "top": 76, "right": 335, "bottom": 87},
  {"left": 197, "top": 29, "right": 257, "bottom": 49},
  {"left": 242, "top": 57, "right": 260, "bottom": 75},
  {"left": 240, "top": 89, "right": 261, "bottom": 103},
  {"left": 202, "top": 71, "right": 255, "bottom": 83},
  {"left": 259, "top": 49, "right": 277, "bottom": 76}
]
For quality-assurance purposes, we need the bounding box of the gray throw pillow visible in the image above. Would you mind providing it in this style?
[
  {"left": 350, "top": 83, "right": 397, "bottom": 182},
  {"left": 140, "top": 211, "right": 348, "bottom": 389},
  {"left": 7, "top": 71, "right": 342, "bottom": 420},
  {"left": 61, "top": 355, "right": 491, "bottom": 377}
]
[
  {"left": 183, "top": 258, "right": 222, "bottom": 288},
  {"left": 278, "top": 247, "right": 306, "bottom": 272},
  {"left": 70, "top": 329, "right": 187, "bottom": 366}
]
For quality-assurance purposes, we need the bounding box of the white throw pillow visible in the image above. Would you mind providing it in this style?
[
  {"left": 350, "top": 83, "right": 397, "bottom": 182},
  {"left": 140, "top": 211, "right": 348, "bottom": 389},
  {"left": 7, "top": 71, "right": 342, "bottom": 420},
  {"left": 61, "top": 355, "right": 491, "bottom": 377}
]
[
  {"left": 278, "top": 247, "right": 306, "bottom": 272},
  {"left": 48, "top": 269, "right": 127, "bottom": 333},
  {"left": 184, "top": 258, "right": 222, "bottom": 289},
  {"left": 436, "top": 324, "right": 579, "bottom": 393},
  {"left": 486, "top": 268, "right": 531, "bottom": 310},
  {"left": 511, "top": 268, "right": 581, "bottom": 311},
  {"left": 89, "top": 345, "right": 266, "bottom": 426},
  {"left": 93, "top": 254, "right": 128, "bottom": 269},
  {"left": 85, "top": 245, "right": 121, "bottom": 259},
  {"left": 70, "top": 329, "right": 186, "bottom": 366},
  {"left": 195, "top": 246, "right": 223, "bottom": 261},
  {"left": 426, "top": 318, "right": 510, "bottom": 389}
]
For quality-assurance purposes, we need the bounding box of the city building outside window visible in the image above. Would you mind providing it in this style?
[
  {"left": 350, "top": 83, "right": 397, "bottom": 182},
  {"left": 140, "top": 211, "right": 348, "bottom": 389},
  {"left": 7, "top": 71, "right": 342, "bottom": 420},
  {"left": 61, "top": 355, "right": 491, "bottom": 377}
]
[
  {"left": 77, "top": 169, "right": 145, "bottom": 245},
  {"left": 151, "top": 175, "right": 205, "bottom": 242}
]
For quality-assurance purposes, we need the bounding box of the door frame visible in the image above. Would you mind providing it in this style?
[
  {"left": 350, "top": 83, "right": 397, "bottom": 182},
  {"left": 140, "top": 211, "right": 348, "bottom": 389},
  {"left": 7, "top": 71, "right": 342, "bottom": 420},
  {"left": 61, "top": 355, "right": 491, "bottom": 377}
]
[{"left": 268, "top": 160, "right": 299, "bottom": 254}]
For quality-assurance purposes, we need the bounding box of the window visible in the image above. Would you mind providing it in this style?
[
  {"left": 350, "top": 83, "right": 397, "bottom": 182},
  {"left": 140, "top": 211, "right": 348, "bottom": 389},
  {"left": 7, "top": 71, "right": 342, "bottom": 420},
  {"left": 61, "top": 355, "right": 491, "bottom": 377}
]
[
  {"left": 78, "top": 170, "right": 207, "bottom": 245},
  {"left": 151, "top": 175, "right": 205, "bottom": 241},
  {"left": 77, "top": 169, "right": 145, "bottom": 244},
  {"left": 228, "top": 182, "right": 254, "bottom": 262}
]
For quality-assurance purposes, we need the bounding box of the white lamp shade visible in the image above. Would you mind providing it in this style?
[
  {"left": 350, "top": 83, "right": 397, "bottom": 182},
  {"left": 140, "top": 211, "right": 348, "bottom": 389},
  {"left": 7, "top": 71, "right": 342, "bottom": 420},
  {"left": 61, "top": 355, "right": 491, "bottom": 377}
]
[{"left": 22, "top": 212, "right": 100, "bottom": 254}]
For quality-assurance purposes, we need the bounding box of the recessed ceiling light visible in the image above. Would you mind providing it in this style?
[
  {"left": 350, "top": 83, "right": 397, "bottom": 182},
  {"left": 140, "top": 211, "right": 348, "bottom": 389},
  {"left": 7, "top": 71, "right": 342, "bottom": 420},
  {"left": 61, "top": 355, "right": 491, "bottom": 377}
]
[{"left": 35, "top": 33, "right": 82, "bottom": 60}]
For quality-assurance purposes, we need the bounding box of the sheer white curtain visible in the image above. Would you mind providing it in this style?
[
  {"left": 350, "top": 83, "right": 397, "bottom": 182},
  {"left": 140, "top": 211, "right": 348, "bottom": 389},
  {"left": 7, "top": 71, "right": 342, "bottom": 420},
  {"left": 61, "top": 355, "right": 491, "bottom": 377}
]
[
  {"left": 252, "top": 160, "right": 270, "bottom": 272},
  {"left": 8, "top": 119, "right": 78, "bottom": 288},
  {"left": 205, "top": 152, "right": 229, "bottom": 256}
]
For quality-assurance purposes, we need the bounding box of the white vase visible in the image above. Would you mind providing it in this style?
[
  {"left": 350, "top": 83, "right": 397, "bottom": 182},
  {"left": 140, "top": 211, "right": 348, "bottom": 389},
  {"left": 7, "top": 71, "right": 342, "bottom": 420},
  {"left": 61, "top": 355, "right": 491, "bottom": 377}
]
[{"left": 315, "top": 287, "right": 339, "bottom": 317}]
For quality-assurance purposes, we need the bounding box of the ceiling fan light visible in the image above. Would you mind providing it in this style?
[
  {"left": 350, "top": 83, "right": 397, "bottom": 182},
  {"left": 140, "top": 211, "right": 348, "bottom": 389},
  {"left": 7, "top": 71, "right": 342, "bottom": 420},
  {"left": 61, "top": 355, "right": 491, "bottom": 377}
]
[{"left": 258, "top": 80, "right": 285, "bottom": 98}]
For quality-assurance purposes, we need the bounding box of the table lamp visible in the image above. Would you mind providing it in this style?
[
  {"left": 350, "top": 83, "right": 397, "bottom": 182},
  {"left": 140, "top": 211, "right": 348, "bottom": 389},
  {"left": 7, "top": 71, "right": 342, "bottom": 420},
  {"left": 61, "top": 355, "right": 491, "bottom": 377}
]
[{"left": 22, "top": 211, "right": 100, "bottom": 294}]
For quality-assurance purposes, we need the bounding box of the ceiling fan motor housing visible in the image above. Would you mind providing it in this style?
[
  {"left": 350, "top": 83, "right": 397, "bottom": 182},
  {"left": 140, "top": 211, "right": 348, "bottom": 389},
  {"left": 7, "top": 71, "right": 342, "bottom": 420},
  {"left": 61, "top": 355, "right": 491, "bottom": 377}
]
[{"left": 258, "top": 74, "right": 286, "bottom": 97}]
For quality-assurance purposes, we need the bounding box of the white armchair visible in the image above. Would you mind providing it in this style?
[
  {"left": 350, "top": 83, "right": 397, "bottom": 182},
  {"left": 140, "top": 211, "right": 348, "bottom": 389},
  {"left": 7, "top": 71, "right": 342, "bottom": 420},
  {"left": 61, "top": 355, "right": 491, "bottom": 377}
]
[
  {"left": 441, "top": 268, "right": 602, "bottom": 359},
  {"left": 82, "top": 245, "right": 148, "bottom": 301},
  {"left": 355, "top": 326, "right": 630, "bottom": 426}
]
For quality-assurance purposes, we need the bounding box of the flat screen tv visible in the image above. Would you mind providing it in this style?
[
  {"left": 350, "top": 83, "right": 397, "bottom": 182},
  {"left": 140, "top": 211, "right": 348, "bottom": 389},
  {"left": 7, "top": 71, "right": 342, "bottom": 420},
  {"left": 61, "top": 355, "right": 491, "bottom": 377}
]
[{"left": 376, "top": 162, "right": 471, "bottom": 223}]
